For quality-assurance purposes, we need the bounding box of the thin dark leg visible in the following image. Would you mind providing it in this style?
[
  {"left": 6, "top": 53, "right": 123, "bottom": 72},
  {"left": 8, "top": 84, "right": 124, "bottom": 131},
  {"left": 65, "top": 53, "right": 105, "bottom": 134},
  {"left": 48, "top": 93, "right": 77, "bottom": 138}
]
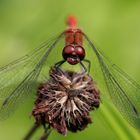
[
  {"left": 83, "top": 59, "right": 91, "bottom": 73},
  {"left": 23, "top": 123, "right": 41, "bottom": 140},
  {"left": 39, "top": 125, "right": 51, "bottom": 140},
  {"left": 55, "top": 60, "right": 66, "bottom": 67},
  {"left": 80, "top": 61, "right": 87, "bottom": 73},
  {"left": 54, "top": 60, "right": 66, "bottom": 74}
]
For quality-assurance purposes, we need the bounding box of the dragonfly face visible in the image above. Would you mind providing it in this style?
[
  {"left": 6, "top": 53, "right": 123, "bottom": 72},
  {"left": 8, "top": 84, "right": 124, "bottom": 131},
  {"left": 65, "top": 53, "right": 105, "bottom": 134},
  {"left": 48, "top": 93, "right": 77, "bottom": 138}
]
[{"left": 62, "top": 44, "right": 85, "bottom": 65}]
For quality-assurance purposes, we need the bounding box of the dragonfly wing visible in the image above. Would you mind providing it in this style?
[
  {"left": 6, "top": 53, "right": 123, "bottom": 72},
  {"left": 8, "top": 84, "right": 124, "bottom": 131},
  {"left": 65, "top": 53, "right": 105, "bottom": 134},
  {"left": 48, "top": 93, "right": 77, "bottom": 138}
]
[
  {"left": 0, "top": 70, "right": 39, "bottom": 119},
  {"left": 0, "top": 33, "right": 63, "bottom": 120},
  {"left": 84, "top": 34, "right": 140, "bottom": 128}
]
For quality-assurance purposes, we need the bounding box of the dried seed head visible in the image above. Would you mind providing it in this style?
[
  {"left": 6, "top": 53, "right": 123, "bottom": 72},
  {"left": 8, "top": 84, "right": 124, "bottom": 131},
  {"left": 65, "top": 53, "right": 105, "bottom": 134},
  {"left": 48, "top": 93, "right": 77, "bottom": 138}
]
[{"left": 32, "top": 67, "right": 100, "bottom": 135}]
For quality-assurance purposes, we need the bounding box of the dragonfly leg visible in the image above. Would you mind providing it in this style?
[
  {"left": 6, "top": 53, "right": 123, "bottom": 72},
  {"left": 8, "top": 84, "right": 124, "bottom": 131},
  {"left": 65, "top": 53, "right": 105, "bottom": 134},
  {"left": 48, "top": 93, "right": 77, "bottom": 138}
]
[
  {"left": 83, "top": 59, "right": 91, "bottom": 73},
  {"left": 80, "top": 61, "right": 87, "bottom": 73},
  {"left": 55, "top": 60, "right": 66, "bottom": 67},
  {"left": 54, "top": 60, "right": 66, "bottom": 73}
]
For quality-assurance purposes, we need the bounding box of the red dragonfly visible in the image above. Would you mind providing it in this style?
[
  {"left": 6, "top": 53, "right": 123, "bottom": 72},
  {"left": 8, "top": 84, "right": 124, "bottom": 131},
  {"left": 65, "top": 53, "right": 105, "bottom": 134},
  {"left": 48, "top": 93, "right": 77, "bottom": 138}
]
[{"left": 0, "top": 16, "right": 140, "bottom": 130}]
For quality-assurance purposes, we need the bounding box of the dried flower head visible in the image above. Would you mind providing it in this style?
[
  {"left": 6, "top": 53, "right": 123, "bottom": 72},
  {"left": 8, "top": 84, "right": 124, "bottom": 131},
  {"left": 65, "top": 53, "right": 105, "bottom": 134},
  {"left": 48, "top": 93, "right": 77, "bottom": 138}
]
[{"left": 32, "top": 67, "right": 100, "bottom": 135}]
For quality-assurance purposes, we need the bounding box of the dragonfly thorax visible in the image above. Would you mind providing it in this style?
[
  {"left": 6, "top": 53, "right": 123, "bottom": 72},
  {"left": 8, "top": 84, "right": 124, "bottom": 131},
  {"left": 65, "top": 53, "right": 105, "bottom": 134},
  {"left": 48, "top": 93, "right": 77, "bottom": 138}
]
[{"left": 65, "top": 28, "right": 83, "bottom": 45}]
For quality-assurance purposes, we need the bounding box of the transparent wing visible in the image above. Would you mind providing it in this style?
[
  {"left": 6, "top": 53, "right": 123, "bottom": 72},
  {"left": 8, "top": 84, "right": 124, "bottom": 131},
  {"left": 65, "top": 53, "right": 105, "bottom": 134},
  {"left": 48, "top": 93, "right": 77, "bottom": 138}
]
[
  {"left": 0, "top": 33, "right": 64, "bottom": 120},
  {"left": 84, "top": 34, "right": 140, "bottom": 129},
  {"left": 0, "top": 38, "right": 55, "bottom": 98}
]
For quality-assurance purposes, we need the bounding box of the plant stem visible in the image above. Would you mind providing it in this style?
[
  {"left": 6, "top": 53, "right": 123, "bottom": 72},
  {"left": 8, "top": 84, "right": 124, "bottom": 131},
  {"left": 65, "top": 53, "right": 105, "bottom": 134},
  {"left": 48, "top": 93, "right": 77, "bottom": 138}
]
[
  {"left": 39, "top": 127, "right": 52, "bottom": 140},
  {"left": 23, "top": 123, "right": 41, "bottom": 140}
]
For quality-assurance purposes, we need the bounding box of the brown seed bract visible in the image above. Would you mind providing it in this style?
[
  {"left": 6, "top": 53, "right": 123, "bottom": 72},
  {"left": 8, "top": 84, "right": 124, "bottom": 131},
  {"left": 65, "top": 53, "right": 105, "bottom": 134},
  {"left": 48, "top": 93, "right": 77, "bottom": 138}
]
[{"left": 32, "top": 67, "right": 100, "bottom": 135}]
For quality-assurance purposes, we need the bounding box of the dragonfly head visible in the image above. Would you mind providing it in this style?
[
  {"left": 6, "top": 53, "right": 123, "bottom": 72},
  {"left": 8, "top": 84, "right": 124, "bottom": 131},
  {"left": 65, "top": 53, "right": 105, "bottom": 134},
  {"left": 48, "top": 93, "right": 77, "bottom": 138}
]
[{"left": 62, "top": 45, "right": 85, "bottom": 65}]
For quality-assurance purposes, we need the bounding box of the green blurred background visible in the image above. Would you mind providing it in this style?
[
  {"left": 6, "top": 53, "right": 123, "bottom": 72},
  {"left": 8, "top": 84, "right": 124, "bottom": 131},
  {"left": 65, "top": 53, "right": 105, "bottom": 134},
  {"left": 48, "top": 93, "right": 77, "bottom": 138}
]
[{"left": 0, "top": 0, "right": 140, "bottom": 140}]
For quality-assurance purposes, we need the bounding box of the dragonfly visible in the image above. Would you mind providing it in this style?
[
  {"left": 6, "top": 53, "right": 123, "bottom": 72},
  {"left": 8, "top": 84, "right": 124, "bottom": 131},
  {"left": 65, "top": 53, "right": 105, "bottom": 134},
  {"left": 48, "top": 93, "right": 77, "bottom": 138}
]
[{"left": 0, "top": 15, "right": 140, "bottom": 130}]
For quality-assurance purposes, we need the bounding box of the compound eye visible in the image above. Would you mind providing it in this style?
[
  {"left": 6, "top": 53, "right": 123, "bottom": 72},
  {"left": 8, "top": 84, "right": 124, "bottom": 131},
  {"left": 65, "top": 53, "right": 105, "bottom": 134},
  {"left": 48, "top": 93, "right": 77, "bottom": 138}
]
[
  {"left": 62, "top": 45, "right": 74, "bottom": 60},
  {"left": 75, "top": 46, "right": 85, "bottom": 60}
]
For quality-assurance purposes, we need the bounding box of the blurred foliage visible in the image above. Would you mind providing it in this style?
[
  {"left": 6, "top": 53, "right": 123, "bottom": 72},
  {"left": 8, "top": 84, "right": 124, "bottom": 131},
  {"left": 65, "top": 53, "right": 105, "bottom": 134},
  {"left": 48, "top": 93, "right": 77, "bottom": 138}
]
[{"left": 0, "top": 0, "right": 140, "bottom": 140}]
